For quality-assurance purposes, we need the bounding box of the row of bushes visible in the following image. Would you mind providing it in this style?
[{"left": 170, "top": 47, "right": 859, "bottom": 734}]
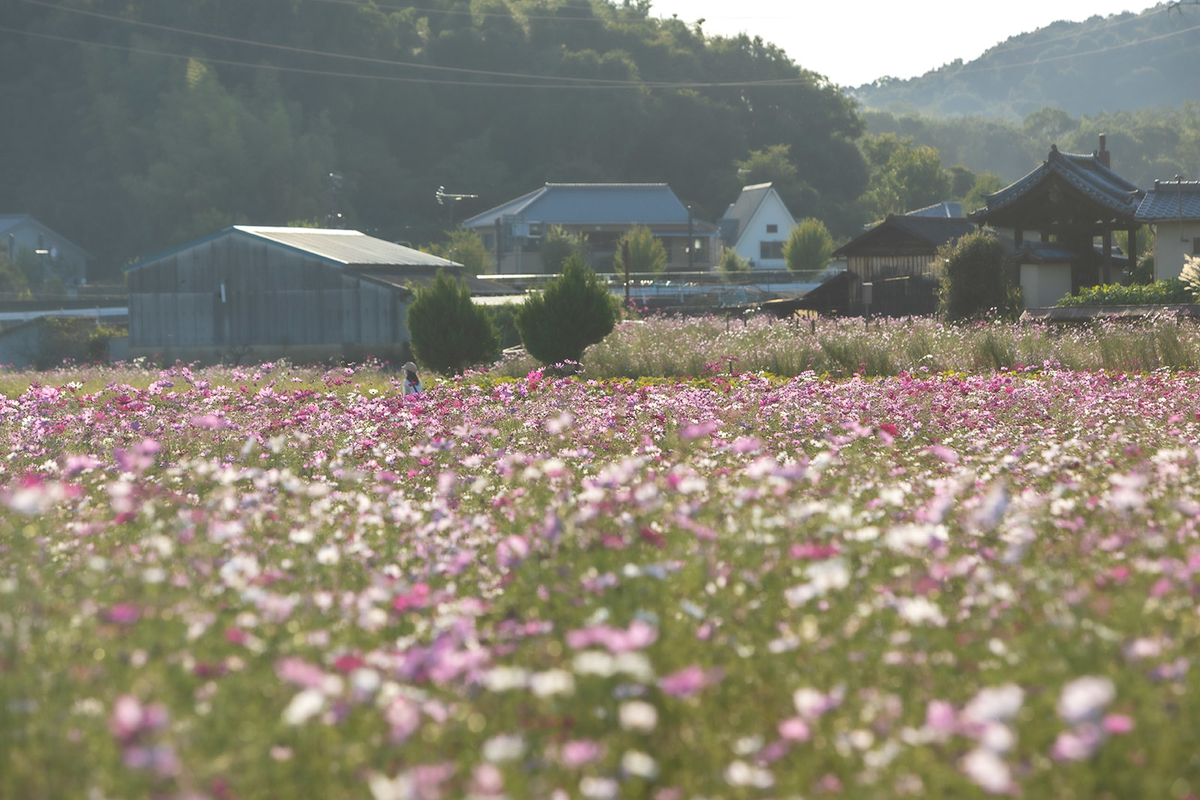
[
  {"left": 408, "top": 256, "right": 618, "bottom": 376},
  {"left": 1055, "top": 278, "right": 1194, "bottom": 307}
]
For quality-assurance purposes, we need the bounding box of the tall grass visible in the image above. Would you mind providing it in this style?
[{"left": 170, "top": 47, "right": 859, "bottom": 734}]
[{"left": 489, "top": 312, "right": 1200, "bottom": 379}]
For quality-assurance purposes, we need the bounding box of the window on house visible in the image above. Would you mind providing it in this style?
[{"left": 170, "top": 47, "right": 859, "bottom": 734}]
[
  {"left": 766, "top": 224, "right": 778, "bottom": 234},
  {"left": 760, "top": 241, "right": 784, "bottom": 260}
]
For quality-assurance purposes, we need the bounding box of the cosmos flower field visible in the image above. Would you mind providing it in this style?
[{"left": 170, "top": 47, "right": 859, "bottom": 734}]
[{"left": 3, "top": 350, "right": 1200, "bottom": 798}]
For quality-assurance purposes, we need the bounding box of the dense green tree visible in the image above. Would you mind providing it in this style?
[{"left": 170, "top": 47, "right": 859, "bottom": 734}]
[
  {"left": 540, "top": 225, "right": 588, "bottom": 274},
  {"left": 0, "top": 0, "right": 889, "bottom": 275},
  {"left": 783, "top": 219, "right": 834, "bottom": 273},
  {"left": 614, "top": 226, "right": 667, "bottom": 273},
  {"left": 718, "top": 248, "right": 751, "bottom": 277},
  {"left": 963, "top": 173, "right": 1006, "bottom": 214},
  {"left": 936, "top": 231, "right": 1021, "bottom": 322},
  {"left": 423, "top": 229, "right": 492, "bottom": 276},
  {"left": 864, "top": 135, "right": 951, "bottom": 217},
  {"left": 516, "top": 255, "right": 618, "bottom": 367},
  {"left": 407, "top": 270, "right": 499, "bottom": 375},
  {"left": 0, "top": 253, "right": 30, "bottom": 295}
]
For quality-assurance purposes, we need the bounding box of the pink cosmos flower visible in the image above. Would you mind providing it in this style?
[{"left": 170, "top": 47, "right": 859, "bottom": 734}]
[
  {"left": 107, "top": 604, "right": 141, "bottom": 626},
  {"left": 1102, "top": 713, "right": 1135, "bottom": 734},
  {"left": 658, "top": 665, "right": 721, "bottom": 698},
  {"left": 560, "top": 739, "right": 606, "bottom": 767},
  {"left": 1051, "top": 724, "right": 1104, "bottom": 761},
  {"left": 777, "top": 717, "right": 811, "bottom": 742}
]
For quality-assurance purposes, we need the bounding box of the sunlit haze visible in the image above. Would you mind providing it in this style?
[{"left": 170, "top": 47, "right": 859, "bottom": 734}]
[{"left": 647, "top": 0, "right": 1160, "bottom": 87}]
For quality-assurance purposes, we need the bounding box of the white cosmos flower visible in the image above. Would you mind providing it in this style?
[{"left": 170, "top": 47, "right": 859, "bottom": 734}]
[
  {"left": 621, "top": 750, "right": 658, "bottom": 779},
  {"left": 895, "top": 596, "right": 947, "bottom": 627},
  {"left": 316, "top": 545, "right": 340, "bottom": 565},
  {"left": 482, "top": 734, "right": 526, "bottom": 763},
  {"left": 289, "top": 528, "right": 315, "bottom": 544},
  {"left": 724, "top": 760, "right": 775, "bottom": 789},
  {"left": 484, "top": 666, "right": 530, "bottom": 692},
  {"left": 281, "top": 688, "right": 325, "bottom": 725},
  {"left": 1057, "top": 676, "right": 1115, "bottom": 725},
  {"left": 961, "top": 684, "right": 1024, "bottom": 725},
  {"left": 530, "top": 669, "right": 575, "bottom": 697},
  {"left": 961, "top": 747, "right": 1014, "bottom": 794},
  {"left": 573, "top": 651, "right": 616, "bottom": 677},
  {"left": 618, "top": 701, "right": 658, "bottom": 732}
]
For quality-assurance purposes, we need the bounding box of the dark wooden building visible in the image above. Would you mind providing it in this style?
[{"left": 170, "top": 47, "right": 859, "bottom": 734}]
[
  {"left": 831, "top": 215, "right": 976, "bottom": 317},
  {"left": 126, "top": 226, "right": 512, "bottom": 365},
  {"left": 970, "top": 138, "right": 1144, "bottom": 306}
]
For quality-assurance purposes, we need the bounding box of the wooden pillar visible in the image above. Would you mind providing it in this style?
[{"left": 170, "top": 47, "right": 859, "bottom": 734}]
[
  {"left": 1102, "top": 230, "right": 1112, "bottom": 285},
  {"left": 1015, "top": 229, "right": 1024, "bottom": 247},
  {"left": 1128, "top": 228, "right": 1138, "bottom": 271}
]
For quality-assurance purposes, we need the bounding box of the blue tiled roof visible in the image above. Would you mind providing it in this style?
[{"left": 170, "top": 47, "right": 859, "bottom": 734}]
[
  {"left": 906, "top": 201, "right": 964, "bottom": 218},
  {"left": 1136, "top": 180, "right": 1200, "bottom": 222},
  {"left": 462, "top": 183, "right": 691, "bottom": 228},
  {"left": 972, "top": 146, "right": 1143, "bottom": 221}
]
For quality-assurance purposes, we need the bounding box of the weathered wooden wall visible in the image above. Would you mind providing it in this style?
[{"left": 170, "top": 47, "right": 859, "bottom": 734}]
[
  {"left": 128, "top": 233, "right": 406, "bottom": 351},
  {"left": 848, "top": 254, "right": 937, "bottom": 284}
]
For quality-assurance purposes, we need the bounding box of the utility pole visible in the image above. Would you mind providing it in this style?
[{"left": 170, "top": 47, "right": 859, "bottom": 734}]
[
  {"left": 436, "top": 186, "right": 478, "bottom": 227},
  {"left": 687, "top": 204, "right": 694, "bottom": 271},
  {"left": 623, "top": 240, "right": 631, "bottom": 306}
]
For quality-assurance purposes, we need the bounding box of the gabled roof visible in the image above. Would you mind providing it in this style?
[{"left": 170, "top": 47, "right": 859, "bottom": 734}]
[
  {"left": 0, "top": 213, "right": 93, "bottom": 258},
  {"left": 1136, "top": 180, "right": 1200, "bottom": 222},
  {"left": 0, "top": 214, "right": 33, "bottom": 235},
  {"left": 971, "top": 145, "right": 1143, "bottom": 223},
  {"left": 461, "top": 183, "right": 691, "bottom": 228},
  {"left": 126, "top": 226, "right": 458, "bottom": 271},
  {"left": 718, "top": 183, "right": 794, "bottom": 244},
  {"left": 906, "top": 201, "right": 963, "bottom": 218},
  {"left": 833, "top": 215, "right": 977, "bottom": 258}
]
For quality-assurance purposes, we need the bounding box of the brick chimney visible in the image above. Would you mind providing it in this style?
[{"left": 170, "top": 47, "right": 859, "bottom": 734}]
[{"left": 1097, "top": 134, "right": 1110, "bottom": 168}]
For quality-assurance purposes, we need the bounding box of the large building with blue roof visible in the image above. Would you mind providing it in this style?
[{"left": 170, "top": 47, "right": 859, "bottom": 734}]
[{"left": 461, "top": 183, "right": 718, "bottom": 273}]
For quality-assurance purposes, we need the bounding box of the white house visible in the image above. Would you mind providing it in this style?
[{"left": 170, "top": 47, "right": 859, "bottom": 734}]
[
  {"left": 0, "top": 214, "right": 90, "bottom": 292},
  {"left": 717, "top": 183, "right": 796, "bottom": 270},
  {"left": 1135, "top": 179, "right": 1200, "bottom": 281}
]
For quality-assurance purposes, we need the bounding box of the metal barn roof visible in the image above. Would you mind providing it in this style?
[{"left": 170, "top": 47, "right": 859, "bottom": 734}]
[
  {"left": 233, "top": 227, "right": 457, "bottom": 267},
  {"left": 126, "top": 226, "right": 459, "bottom": 271}
]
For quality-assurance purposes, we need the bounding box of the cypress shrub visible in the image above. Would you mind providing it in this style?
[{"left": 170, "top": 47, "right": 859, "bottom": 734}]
[
  {"left": 407, "top": 270, "right": 499, "bottom": 374},
  {"left": 516, "top": 255, "right": 618, "bottom": 367},
  {"left": 936, "top": 230, "right": 1022, "bottom": 322}
]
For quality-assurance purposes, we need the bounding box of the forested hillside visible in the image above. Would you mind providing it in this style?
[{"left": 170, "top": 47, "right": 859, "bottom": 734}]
[
  {"left": 865, "top": 103, "right": 1200, "bottom": 197},
  {"left": 0, "top": 0, "right": 871, "bottom": 278},
  {"left": 851, "top": 4, "right": 1200, "bottom": 120}
]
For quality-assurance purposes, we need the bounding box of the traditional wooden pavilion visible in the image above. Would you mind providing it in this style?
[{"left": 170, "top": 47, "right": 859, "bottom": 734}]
[{"left": 969, "top": 138, "right": 1144, "bottom": 301}]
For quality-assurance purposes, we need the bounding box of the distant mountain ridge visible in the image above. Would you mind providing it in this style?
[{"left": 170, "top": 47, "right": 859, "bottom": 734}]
[{"left": 848, "top": 3, "right": 1200, "bottom": 120}]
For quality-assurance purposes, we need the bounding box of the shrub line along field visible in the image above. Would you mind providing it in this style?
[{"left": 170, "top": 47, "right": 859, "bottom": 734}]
[{"left": 2, "top": 319, "right": 1200, "bottom": 798}]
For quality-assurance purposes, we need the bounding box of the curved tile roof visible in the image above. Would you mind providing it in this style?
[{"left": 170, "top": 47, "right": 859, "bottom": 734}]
[
  {"left": 972, "top": 146, "right": 1143, "bottom": 222},
  {"left": 1136, "top": 180, "right": 1200, "bottom": 222}
]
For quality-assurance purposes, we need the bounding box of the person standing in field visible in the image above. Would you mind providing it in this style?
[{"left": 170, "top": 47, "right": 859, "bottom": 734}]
[{"left": 402, "top": 362, "right": 423, "bottom": 396}]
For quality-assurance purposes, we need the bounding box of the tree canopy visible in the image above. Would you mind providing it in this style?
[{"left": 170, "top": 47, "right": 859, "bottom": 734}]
[{"left": 0, "top": 0, "right": 869, "bottom": 279}]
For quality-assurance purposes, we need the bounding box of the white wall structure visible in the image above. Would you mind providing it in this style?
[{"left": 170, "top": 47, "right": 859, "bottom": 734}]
[
  {"left": 1135, "top": 180, "right": 1200, "bottom": 281},
  {"left": 1020, "top": 261, "right": 1073, "bottom": 308},
  {"left": 718, "top": 184, "right": 797, "bottom": 270}
]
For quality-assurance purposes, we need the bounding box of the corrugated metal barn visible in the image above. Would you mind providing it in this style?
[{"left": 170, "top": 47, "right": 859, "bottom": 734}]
[{"left": 126, "top": 226, "right": 510, "bottom": 365}]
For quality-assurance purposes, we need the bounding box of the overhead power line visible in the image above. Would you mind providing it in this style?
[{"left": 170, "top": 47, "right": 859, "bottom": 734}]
[{"left": 0, "top": 24, "right": 808, "bottom": 90}]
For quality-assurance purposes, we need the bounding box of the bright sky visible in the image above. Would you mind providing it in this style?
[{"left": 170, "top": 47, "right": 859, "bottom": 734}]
[{"left": 646, "top": 0, "right": 1155, "bottom": 87}]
